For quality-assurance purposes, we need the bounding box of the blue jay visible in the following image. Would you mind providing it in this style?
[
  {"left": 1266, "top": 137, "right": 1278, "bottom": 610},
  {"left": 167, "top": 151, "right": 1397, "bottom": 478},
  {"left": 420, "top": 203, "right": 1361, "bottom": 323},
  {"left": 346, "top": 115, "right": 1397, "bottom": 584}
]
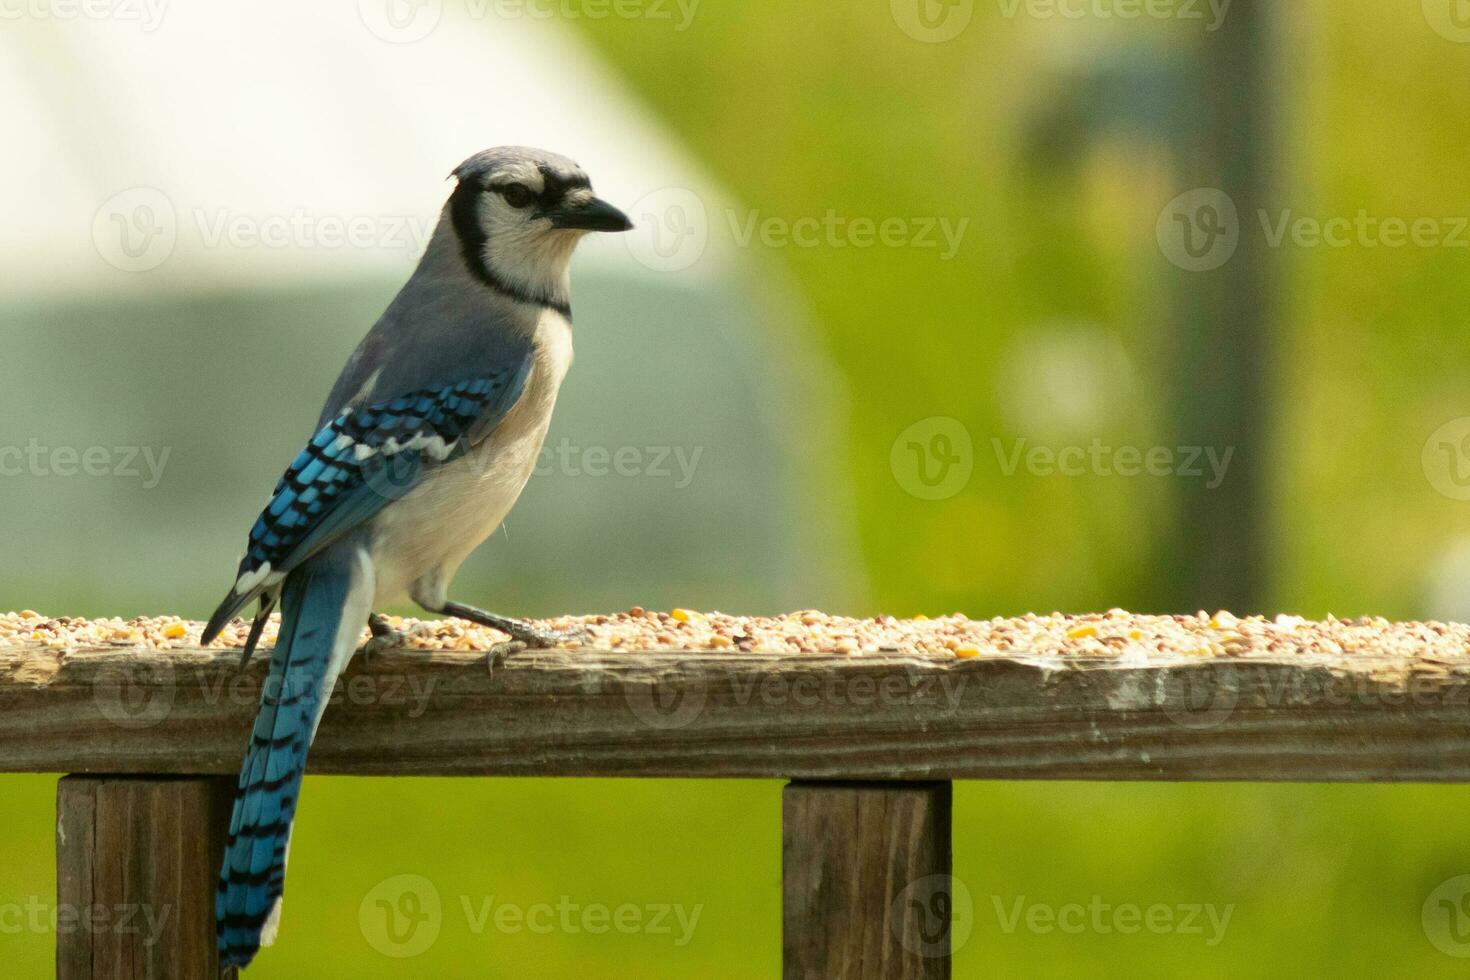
[{"left": 200, "top": 147, "right": 632, "bottom": 968}]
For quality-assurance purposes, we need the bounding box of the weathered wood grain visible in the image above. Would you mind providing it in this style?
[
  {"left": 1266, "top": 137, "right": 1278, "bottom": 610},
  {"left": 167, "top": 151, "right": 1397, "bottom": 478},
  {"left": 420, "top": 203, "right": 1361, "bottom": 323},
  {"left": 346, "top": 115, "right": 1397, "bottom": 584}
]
[
  {"left": 56, "top": 776, "right": 236, "bottom": 980},
  {"left": 783, "top": 782, "right": 952, "bottom": 979},
  {"left": 8, "top": 643, "right": 1470, "bottom": 780}
]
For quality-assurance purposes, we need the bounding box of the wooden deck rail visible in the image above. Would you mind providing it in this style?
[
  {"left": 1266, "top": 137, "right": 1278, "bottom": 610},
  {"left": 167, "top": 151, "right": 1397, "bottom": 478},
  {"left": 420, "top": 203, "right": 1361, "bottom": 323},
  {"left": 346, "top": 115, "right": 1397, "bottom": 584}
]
[{"left": 6, "top": 611, "right": 1470, "bottom": 977}]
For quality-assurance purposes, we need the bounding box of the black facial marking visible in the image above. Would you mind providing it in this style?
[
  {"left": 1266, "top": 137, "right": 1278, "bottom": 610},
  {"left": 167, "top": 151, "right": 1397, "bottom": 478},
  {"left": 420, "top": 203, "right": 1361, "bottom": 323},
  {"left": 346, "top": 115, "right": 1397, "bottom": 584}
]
[
  {"left": 448, "top": 176, "right": 488, "bottom": 273},
  {"left": 447, "top": 176, "right": 573, "bottom": 318},
  {"left": 536, "top": 163, "right": 590, "bottom": 209},
  {"left": 488, "top": 182, "right": 535, "bottom": 209}
]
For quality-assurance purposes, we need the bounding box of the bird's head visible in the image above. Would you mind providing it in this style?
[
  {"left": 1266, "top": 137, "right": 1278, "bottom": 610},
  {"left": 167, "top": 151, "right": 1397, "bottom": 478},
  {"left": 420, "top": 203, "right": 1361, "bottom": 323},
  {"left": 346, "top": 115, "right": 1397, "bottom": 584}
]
[{"left": 445, "top": 146, "right": 631, "bottom": 313}]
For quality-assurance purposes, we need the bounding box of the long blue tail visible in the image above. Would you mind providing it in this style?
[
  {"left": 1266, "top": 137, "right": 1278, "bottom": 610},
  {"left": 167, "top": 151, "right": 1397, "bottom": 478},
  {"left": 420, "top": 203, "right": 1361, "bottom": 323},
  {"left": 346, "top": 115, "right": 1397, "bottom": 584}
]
[{"left": 217, "top": 547, "right": 372, "bottom": 968}]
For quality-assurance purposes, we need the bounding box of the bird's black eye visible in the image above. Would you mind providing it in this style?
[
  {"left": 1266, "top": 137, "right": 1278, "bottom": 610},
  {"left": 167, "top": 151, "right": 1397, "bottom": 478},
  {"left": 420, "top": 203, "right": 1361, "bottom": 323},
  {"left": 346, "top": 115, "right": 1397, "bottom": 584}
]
[{"left": 498, "top": 183, "right": 535, "bottom": 209}]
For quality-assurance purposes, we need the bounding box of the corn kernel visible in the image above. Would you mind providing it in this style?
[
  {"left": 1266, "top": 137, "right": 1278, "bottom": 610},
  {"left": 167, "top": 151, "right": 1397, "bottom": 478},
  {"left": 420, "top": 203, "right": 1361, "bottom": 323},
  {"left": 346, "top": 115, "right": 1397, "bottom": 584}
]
[
  {"left": 670, "top": 608, "right": 697, "bottom": 623},
  {"left": 1129, "top": 630, "right": 1142, "bottom": 641},
  {"left": 18, "top": 609, "right": 39, "bottom": 619},
  {"left": 163, "top": 622, "right": 187, "bottom": 639},
  {"left": 914, "top": 614, "right": 929, "bottom": 621},
  {"left": 953, "top": 646, "right": 980, "bottom": 658},
  {"left": 1066, "top": 625, "right": 1098, "bottom": 640}
]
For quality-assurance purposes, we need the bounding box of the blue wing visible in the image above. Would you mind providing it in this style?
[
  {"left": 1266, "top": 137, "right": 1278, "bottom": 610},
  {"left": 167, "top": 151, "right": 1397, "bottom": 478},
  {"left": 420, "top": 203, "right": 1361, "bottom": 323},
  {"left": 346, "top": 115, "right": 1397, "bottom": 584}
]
[{"left": 202, "top": 358, "right": 532, "bottom": 647}]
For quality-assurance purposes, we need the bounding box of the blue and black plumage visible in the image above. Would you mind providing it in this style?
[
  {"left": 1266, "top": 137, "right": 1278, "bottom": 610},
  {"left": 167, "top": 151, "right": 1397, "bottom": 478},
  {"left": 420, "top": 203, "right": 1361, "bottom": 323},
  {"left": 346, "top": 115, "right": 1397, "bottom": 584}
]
[
  {"left": 202, "top": 147, "right": 631, "bottom": 969},
  {"left": 203, "top": 373, "right": 530, "bottom": 662}
]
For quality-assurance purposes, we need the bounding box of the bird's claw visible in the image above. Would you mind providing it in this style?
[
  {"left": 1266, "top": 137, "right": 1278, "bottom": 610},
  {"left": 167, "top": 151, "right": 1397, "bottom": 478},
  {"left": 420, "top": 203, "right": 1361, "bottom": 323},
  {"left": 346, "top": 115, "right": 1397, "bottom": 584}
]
[
  {"left": 485, "top": 626, "right": 587, "bottom": 674},
  {"left": 504, "top": 623, "right": 588, "bottom": 649},
  {"left": 486, "top": 639, "right": 526, "bottom": 674},
  {"left": 358, "top": 622, "right": 433, "bottom": 666}
]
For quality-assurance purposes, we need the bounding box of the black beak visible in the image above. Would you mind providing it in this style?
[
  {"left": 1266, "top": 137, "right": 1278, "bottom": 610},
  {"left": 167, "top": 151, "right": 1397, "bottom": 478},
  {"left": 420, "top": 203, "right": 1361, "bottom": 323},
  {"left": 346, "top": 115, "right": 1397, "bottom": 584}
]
[{"left": 547, "top": 196, "right": 633, "bottom": 233}]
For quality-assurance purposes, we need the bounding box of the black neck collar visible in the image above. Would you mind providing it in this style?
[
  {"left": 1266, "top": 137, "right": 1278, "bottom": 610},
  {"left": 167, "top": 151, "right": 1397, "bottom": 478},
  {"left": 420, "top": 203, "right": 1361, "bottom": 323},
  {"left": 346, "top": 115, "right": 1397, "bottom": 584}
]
[{"left": 448, "top": 180, "right": 572, "bottom": 319}]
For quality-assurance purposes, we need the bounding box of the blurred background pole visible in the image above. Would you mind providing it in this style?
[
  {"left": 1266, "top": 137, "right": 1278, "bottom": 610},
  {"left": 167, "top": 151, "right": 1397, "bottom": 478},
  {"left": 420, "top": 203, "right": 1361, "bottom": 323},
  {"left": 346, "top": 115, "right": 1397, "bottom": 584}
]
[{"left": 1164, "top": 0, "right": 1278, "bottom": 614}]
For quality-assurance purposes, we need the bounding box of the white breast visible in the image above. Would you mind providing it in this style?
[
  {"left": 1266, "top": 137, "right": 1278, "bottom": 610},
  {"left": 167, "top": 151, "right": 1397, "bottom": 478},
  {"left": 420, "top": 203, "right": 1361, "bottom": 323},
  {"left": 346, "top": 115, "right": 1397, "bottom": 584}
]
[
  {"left": 368, "top": 310, "right": 574, "bottom": 604},
  {"left": 526, "top": 309, "right": 575, "bottom": 406}
]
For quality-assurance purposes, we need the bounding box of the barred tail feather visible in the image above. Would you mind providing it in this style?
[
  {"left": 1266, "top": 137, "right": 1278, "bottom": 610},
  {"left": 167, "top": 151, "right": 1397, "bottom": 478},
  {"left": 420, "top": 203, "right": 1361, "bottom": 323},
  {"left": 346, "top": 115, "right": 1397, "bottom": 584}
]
[{"left": 216, "top": 545, "right": 373, "bottom": 968}]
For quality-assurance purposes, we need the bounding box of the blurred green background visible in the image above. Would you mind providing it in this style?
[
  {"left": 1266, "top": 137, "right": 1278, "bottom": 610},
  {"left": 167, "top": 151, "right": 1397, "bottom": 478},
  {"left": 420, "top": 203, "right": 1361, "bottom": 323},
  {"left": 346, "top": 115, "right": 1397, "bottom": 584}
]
[{"left": 7, "top": 0, "right": 1470, "bottom": 976}]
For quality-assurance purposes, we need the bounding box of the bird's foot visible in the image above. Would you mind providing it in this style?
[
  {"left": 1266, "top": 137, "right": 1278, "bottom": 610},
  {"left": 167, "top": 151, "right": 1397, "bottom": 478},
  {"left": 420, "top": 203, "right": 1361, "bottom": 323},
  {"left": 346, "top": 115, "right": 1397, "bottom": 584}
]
[
  {"left": 437, "top": 601, "right": 587, "bottom": 674},
  {"left": 485, "top": 626, "right": 589, "bottom": 675},
  {"left": 486, "top": 639, "right": 526, "bottom": 674},
  {"left": 359, "top": 615, "right": 434, "bottom": 666},
  {"left": 502, "top": 621, "right": 588, "bottom": 648}
]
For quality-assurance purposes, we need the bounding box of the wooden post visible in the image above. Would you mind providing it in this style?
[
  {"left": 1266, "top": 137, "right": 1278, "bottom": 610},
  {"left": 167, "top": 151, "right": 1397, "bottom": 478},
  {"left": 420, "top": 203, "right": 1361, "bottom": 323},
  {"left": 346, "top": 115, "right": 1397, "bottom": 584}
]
[
  {"left": 1164, "top": 0, "right": 1277, "bottom": 613},
  {"left": 57, "top": 776, "right": 236, "bottom": 980},
  {"left": 783, "top": 781, "right": 953, "bottom": 979}
]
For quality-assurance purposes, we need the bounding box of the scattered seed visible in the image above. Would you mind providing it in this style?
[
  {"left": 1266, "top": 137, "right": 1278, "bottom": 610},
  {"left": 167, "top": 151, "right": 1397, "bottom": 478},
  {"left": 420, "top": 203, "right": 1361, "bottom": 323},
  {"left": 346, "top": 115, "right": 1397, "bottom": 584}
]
[{"left": 0, "top": 611, "right": 1464, "bottom": 679}]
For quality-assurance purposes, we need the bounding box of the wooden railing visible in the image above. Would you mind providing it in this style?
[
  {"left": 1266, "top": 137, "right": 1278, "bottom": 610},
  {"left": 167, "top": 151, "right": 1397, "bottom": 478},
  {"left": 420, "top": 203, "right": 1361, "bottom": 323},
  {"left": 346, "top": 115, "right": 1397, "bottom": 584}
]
[{"left": 6, "top": 617, "right": 1470, "bottom": 977}]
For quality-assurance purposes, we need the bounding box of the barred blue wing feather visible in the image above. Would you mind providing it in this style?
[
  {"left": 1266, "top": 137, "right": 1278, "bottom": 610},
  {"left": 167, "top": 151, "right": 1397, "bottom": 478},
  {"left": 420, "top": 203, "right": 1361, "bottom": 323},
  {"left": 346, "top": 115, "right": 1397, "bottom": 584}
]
[{"left": 201, "top": 360, "right": 532, "bottom": 647}]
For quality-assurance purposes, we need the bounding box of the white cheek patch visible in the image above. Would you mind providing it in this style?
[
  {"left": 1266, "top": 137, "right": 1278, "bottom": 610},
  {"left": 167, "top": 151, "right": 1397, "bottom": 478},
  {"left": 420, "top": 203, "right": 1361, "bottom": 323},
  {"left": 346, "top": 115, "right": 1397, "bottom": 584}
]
[
  {"left": 479, "top": 196, "right": 577, "bottom": 295},
  {"left": 468, "top": 164, "right": 589, "bottom": 308}
]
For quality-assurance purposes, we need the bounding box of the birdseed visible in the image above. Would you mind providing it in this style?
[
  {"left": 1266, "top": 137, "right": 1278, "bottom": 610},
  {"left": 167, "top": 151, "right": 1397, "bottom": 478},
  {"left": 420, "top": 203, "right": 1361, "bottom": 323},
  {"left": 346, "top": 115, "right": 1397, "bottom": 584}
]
[{"left": 1, "top": 608, "right": 1468, "bottom": 665}]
